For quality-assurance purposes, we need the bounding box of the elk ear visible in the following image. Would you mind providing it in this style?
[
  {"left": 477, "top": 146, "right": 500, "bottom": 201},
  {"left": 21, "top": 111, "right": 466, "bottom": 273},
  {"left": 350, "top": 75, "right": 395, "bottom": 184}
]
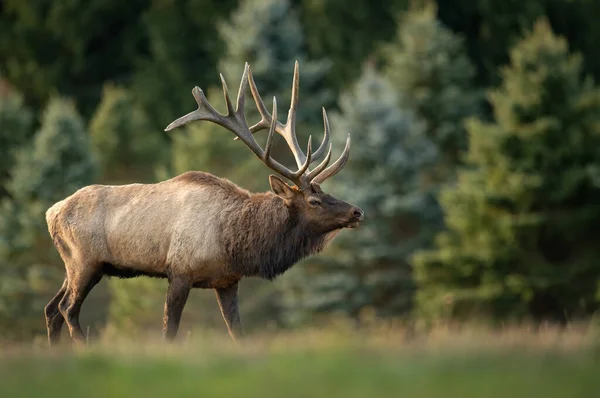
[{"left": 269, "top": 175, "right": 295, "bottom": 199}]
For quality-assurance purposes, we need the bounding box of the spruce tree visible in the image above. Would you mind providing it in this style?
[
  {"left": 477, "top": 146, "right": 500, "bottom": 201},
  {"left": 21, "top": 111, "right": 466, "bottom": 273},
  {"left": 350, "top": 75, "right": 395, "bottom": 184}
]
[
  {"left": 279, "top": 6, "right": 482, "bottom": 324},
  {"left": 295, "top": 0, "right": 408, "bottom": 93},
  {"left": 0, "top": 97, "right": 98, "bottom": 338},
  {"left": 8, "top": 98, "right": 98, "bottom": 206},
  {"left": 437, "top": 0, "right": 600, "bottom": 88},
  {"left": 413, "top": 19, "right": 600, "bottom": 322},
  {"left": 218, "top": 0, "right": 331, "bottom": 127},
  {"left": 133, "top": 0, "right": 236, "bottom": 129},
  {"left": 89, "top": 84, "right": 166, "bottom": 184},
  {"left": 279, "top": 64, "right": 437, "bottom": 323},
  {"left": 0, "top": 88, "right": 33, "bottom": 199},
  {"left": 383, "top": 3, "right": 483, "bottom": 176}
]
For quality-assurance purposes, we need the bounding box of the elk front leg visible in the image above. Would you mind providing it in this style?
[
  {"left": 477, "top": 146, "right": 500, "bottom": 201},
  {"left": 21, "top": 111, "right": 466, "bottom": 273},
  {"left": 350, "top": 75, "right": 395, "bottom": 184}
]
[
  {"left": 215, "top": 282, "right": 243, "bottom": 343},
  {"left": 163, "top": 278, "right": 191, "bottom": 341}
]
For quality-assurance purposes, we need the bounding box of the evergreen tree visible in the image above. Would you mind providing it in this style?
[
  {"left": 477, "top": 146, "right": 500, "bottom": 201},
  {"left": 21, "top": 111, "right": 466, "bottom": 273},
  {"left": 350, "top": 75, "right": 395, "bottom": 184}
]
[
  {"left": 279, "top": 64, "right": 437, "bottom": 323},
  {"left": 413, "top": 19, "right": 600, "bottom": 323},
  {"left": 294, "top": 0, "right": 408, "bottom": 94},
  {"left": 89, "top": 84, "right": 166, "bottom": 184},
  {"left": 0, "top": 88, "right": 36, "bottom": 336},
  {"left": 0, "top": 0, "right": 148, "bottom": 117},
  {"left": 437, "top": 0, "right": 600, "bottom": 88},
  {"left": 218, "top": 0, "right": 332, "bottom": 128},
  {"left": 0, "top": 97, "right": 98, "bottom": 338},
  {"left": 133, "top": 0, "right": 237, "bottom": 129},
  {"left": 8, "top": 98, "right": 98, "bottom": 206},
  {"left": 383, "top": 3, "right": 483, "bottom": 176},
  {"left": 0, "top": 88, "right": 33, "bottom": 199},
  {"left": 0, "top": 0, "right": 235, "bottom": 120},
  {"left": 279, "top": 6, "right": 482, "bottom": 324}
]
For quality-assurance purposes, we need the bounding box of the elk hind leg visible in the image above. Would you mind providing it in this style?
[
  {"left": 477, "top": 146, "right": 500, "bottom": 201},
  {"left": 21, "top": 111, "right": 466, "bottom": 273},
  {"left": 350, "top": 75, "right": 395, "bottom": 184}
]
[
  {"left": 44, "top": 278, "right": 68, "bottom": 346},
  {"left": 59, "top": 264, "right": 103, "bottom": 345}
]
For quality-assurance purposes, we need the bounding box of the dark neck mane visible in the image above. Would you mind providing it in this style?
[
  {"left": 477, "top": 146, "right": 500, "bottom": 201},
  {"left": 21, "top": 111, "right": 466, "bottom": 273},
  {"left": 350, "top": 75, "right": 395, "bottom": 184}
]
[{"left": 221, "top": 192, "right": 334, "bottom": 280}]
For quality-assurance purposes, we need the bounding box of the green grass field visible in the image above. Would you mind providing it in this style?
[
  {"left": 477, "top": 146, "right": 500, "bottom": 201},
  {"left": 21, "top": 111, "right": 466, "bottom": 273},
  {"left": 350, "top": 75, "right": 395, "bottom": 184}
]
[{"left": 1, "top": 325, "right": 598, "bottom": 398}]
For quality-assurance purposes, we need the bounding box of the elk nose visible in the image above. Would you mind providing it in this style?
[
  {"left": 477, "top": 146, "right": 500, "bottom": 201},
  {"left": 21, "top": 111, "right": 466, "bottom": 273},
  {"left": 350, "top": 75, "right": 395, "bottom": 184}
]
[{"left": 352, "top": 207, "right": 364, "bottom": 220}]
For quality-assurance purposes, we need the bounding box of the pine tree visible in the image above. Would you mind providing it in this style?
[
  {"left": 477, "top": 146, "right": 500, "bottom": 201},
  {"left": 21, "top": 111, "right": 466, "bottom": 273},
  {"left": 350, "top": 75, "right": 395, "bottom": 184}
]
[
  {"left": 413, "top": 19, "right": 600, "bottom": 323},
  {"left": 0, "top": 0, "right": 235, "bottom": 120},
  {"left": 89, "top": 84, "right": 166, "bottom": 184},
  {"left": 8, "top": 98, "right": 98, "bottom": 206},
  {"left": 133, "top": 0, "right": 237, "bottom": 129},
  {"left": 294, "top": 0, "right": 408, "bottom": 94},
  {"left": 218, "top": 0, "right": 332, "bottom": 128},
  {"left": 437, "top": 0, "right": 600, "bottom": 88},
  {"left": 0, "top": 97, "right": 98, "bottom": 338},
  {"left": 278, "top": 6, "right": 483, "bottom": 324},
  {"left": 0, "top": 88, "right": 33, "bottom": 199},
  {"left": 383, "top": 3, "right": 483, "bottom": 177},
  {"left": 279, "top": 64, "right": 438, "bottom": 323}
]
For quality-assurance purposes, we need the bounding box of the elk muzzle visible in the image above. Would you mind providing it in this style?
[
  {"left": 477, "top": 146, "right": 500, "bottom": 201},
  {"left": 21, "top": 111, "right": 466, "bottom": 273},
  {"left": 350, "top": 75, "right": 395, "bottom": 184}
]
[{"left": 345, "top": 206, "right": 364, "bottom": 228}]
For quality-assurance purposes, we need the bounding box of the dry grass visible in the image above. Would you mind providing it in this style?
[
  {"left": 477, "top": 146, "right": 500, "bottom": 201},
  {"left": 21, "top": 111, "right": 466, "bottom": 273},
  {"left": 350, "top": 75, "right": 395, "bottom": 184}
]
[
  {"left": 1, "top": 321, "right": 598, "bottom": 398},
  {"left": 3, "top": 319, "right": 597, "bottom": 359}
]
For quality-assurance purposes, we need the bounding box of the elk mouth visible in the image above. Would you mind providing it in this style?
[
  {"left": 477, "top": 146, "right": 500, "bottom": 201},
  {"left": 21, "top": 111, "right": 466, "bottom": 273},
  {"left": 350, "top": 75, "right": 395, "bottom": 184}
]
[
  {"left": 343, "top": 211, "right": 364, "bottom": 229},
  {"left": 344, "top": 208, "right": 364, "bottom": 228},
  {"left": 344, "top": 218, "right": 362, "bottom": 228},
  {"left": 346, "top": 221, "right": 361, "bottom": 228}
]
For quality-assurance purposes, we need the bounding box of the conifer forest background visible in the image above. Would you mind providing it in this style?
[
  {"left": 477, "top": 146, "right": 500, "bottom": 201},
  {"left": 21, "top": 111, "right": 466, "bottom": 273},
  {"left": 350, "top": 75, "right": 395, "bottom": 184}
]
[{"left": 2, "top": 0, "right": 600, "bottom": 342}]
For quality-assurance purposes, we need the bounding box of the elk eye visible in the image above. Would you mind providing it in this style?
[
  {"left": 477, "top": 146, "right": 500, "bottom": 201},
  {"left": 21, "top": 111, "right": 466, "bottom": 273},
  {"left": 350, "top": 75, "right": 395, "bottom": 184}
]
[{"left": 309, "top": 198, "right": 321, "bottom": 206}]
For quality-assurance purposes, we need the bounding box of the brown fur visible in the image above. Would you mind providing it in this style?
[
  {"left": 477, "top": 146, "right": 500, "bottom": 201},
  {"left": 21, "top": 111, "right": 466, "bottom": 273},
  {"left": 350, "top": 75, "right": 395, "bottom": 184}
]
[{"left": 44, "top": 171, "right": 363, "bottom": 344}]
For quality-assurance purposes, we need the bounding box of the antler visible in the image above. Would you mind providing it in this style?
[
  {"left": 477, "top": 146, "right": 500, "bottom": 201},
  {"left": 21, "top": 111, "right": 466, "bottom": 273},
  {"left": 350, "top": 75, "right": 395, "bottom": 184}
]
[
  {"left": 247, "top": 61, "right": 350, "bottom": 186},
  {"left": 165, "top": 62, "right": 350, "bottom": 188}
]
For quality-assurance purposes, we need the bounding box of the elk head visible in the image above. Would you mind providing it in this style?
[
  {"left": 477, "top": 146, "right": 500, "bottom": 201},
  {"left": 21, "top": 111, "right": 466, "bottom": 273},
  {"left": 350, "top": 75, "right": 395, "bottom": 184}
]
[{"left": 165, "top": 61, "right": 364, "bottom": 232}]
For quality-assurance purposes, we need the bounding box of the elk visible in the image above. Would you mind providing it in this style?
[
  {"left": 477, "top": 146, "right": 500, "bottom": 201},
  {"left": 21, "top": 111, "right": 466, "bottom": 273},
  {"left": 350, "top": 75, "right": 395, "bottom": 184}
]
[{"left": 44, "top": 61, "right": 364, "bottom": 345}]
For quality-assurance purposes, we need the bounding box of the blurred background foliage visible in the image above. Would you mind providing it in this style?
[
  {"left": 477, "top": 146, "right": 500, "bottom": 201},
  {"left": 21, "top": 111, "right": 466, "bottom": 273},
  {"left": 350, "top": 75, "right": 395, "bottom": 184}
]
[{"left": 2, "top": 0, "right": 600, "bottom": 340}]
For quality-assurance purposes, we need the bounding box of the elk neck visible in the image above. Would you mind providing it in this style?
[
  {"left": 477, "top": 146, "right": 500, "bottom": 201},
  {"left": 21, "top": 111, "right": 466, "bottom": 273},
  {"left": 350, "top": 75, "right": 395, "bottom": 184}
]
[{"left": 221, "top": 191, "right": 336, "bottom": 280}]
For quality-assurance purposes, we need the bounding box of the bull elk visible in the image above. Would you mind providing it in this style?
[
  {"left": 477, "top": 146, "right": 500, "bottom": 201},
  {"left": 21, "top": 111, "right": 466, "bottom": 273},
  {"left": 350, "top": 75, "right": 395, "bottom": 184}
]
[{"left": 44, "top": 61, "right": 363, "bottom": 345}]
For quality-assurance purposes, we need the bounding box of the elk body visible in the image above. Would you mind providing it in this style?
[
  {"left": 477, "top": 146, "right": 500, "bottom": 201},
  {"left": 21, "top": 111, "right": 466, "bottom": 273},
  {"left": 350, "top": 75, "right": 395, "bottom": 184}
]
[{"left": 44, "top": 62, "right": 363, "bottom": 345}]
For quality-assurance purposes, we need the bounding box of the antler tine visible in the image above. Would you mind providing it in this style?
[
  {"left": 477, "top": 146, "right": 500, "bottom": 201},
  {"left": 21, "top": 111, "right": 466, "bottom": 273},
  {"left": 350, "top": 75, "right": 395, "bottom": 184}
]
[
  {"left": 165, "top": 64, "right": 262, "bottom": 160},
  {"left": 311, "top": 134, "right": 351, "bottom": 184},
  {"left": 165, "top": 65, "right": 248, "bottom": 133},
  {"left": 311, "top": 107, "right": 331, "bottom": 162},
  {"left": 165, "top": 86, "right": 224, "bottom": 132},
  {"left": 165, "top": 63, "right": 315, "bottom": 189},
  {"left": 289, "top": 136, "right": 312, "bottom": 178},
  {"left": 219, "top": 73, "right": 236, "bottom": 116},
  {"left": 287, "top": 60, "right": 300, "bottom": 133},
  {"left": 277, "top": 61, "right": 306, "bottom": 169},
  {"left": 247, "top": 67, "right": 282, "bottom": 134},
  {"left": 299, "top": 107, "right": 332, "bottom": 183},
  {"left": 263, "top": 97, "right": 277, "bottom": 161},
  {"left": 235, "top": 62, "right": 250, "bottom": 113},
  {"left": 265, "top": 130, "right": 314, "bottom": 188},
  {"left": 306, "top": 143, "right": 332, "bottom": 181},
  {"left": 246, "top": 61, "right": 310, "bottom": 170}
]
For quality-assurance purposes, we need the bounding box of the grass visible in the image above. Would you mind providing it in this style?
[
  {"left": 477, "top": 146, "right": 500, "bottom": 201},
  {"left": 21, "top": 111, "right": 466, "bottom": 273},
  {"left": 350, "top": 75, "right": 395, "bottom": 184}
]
[{"left": 1, "top": 323, "right": 599, "bottom": 398}]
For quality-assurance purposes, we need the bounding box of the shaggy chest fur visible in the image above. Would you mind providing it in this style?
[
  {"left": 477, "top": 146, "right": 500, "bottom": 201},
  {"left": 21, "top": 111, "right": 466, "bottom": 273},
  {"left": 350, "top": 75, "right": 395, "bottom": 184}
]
[{"left": 218, "top": 193, "right": 338, "bottom": 280}]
